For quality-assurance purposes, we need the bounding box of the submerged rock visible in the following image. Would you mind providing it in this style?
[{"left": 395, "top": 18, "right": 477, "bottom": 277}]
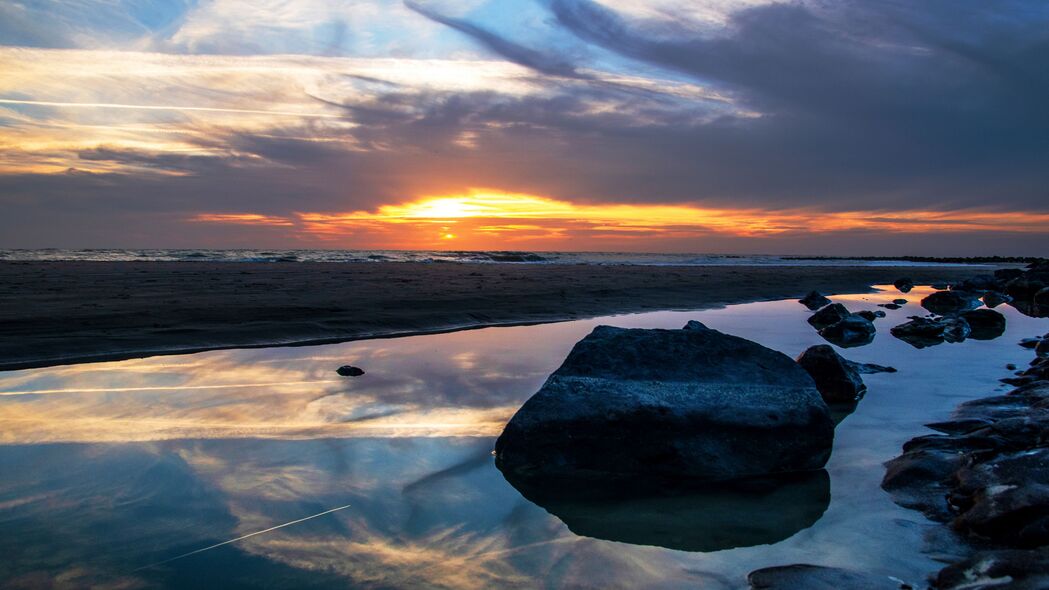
[
  {"left": 495, "top": 323, "right": 834, "bottom": 482},
  {"left": 922, "top": 290, "right": 982, "bottom": 315},
  {"left": 800, "top": 291, "right": 832, "bottom": 311},
  {"left": 819, "top": 315, "right": 877, "bottom": 348},
  {"left": 748, "top": 564, "right": 909, "bottom": 590},
  {"left": 796, "top": 345, "right": 867, "bottom": 403},
  {"left": 893, "top": 278, "right": 915, "bottom": 293},
  {"left": 336, "top": 365, "right": 365, "bottom": 377}
]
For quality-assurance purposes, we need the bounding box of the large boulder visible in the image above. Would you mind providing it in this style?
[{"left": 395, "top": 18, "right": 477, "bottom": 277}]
[
  {"left": 796, "top": 345, "right": 867, "bottom": 403},
  {"left": 494, "top": 323, "right": 834, "bottom": 482},
  {"left": 891, "top": 316, "right": 971, "bottom": 348}
]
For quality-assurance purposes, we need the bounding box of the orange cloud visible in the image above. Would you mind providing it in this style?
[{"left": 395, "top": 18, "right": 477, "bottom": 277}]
[{"left": 189, "top": 190, "right": 1049, "bottom": 249}]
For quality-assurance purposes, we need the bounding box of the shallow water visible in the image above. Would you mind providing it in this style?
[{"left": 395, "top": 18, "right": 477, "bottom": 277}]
[{"left": 0, "top": 286, "right": 1045, "bottom": 589}]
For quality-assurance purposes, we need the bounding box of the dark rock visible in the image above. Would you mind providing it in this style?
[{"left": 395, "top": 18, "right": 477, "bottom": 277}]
[
  {"left": 874, "top": 310, "right": 887, "bottom": 318},
  {"left": 1006, "top": 272, "right": 1049, "bottom": 301},
  {"left": 1036, "top": 287, "right": 1049, "bottom": 306},
  {"left": 1037, "top": 341, "right": 1049, "bottom": 359},
  {"left": 800, "top": 291, "right": 832, "bottom": 311},
  {"left": 932, "top": 282, "right": 950, "bottom": 290},
  {"left": 882, "top": 449, "right": 964, "bottom": 519},
  {"left": 983, "top": 291, "right": 1012, "bottom": 308},
  {"left": 504, "top": 470, "right": 830, "bottom": 553},
  {"left": 1020, "top": 337, "right": 1042, "bottom": 349},
  {"left": 934, "top": 549, "right": 1049, "bottom": 590},
  {"left": 808, "top": 303, "right": 851, "bottom": 329},
  {"left": 796, "top": 345, "right": 867, "bottom": 403},
  {"left": 962, "top": 309, "right": 1007, "bottom": 340},
  {"left": 880, "top": 303, "right": 902, "bottom": 310},
  {"left": 848, "top": 361, "right": 897, "bottom": 374},
  {"left": 891, "top": 316, "right": 970, "bottom": 348},
  {"left": 893, "top": 298, "right": 909, "bottom": 305},
  {"left": 893, "top": 278, "right": 915, "bottom": 293},
  {"left": 856, "top": 310, "right": 878, "bottom": 321},
  {"left": 922, "top": 290, "right": 982, "bottom": 315},
  {"left": 994, "top": 268, "right": 1025, "bottom": 283},
  {"left": 1007, "top": 364, "right": 1017, "bottom": 370},
  {"left": 819, "top": 315, "right": 877, "bottom": 348},
  {"left": 926, "top": 419, "right": 995, "bottom": 435},
  {"left": 336, "top": 365, "right": 365, "bottom": 377},
  {"left": 495, "top": 324, "right": 834, "bottom": 482},
  {"left": 748, "top": 564, "right": 909, "bottom": 590},
  {"left": 955, "top": 274, "right": 999, "bottom": 293}
]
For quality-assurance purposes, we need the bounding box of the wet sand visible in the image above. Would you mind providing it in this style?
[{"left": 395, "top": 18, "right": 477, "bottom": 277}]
[{"left": 0, "top": 261, "right": 988, "bottom": 370}]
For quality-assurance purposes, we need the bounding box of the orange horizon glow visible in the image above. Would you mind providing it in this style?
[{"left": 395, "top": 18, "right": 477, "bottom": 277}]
[{"left": 189, "top": 190, "right": 1049, "bottom": 250}]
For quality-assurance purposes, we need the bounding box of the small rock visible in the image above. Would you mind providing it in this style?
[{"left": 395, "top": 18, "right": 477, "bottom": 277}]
[
  {"left": 891, "top": 316, "right": 970, "bottom": 348},
  {"left": 856, "top": 310, "right": 878, "bottom": 322},
  {"left": 808, "top": 303, "right": 851, "bottom": 330},
  {"left": 934, "top": 549, "right": 1049, "bottom": 590},
  {"left": 848, "top": 361, "right": 897, "bottom": 374},
  {"left": 961, "top": 309, "right": 1006, "bottom": 340},
  {"left": 931, "top": 282, "right": 950, "bottom": 290},
  {"left": 893, "top": 299, "right": 908, "bottom": 305},
  {"left": 819, "top": 315, "right": 876, "bottom": 348},
  {"left": 796, "top": 345, "right": 867, "bottom": 403},
  {"left": 880, "top": 303, "right": 902, "bottom": 310},
  {"left": 336, "top": 365, "right": 365, "bottom": 377},
  {"left": 921, "top": 290, "right": 982, "bottom": 315},
  {"left": 1020, "top": 338, "right": 1042, "bottom": 349},
  {"left": 799, "top": 291, "right": 832, "bottom": 311},
  {"left": 1007, "top": 364, "right": 1017, "bottom": 370},
  {"left": 893, "top": 278, "right": 914, "bottom": 293},
  {"left": 748, "top": 564, "right": 911, "bottom": 590},
  {"left": 983, "top": 291, "right": 1012, "bottom": 308}
]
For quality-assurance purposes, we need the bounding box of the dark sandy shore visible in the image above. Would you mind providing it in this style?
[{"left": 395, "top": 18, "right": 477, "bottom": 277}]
[{"left": 0, "top": 261, "right": 988, "bottom": 371}]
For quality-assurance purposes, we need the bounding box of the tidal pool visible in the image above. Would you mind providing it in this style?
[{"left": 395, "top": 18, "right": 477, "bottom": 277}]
[{"left": 1, "top": 286, "right": 1045, "bottom": 589}]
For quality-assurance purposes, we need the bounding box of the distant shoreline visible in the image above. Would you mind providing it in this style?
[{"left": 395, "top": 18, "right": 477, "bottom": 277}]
[
  {"left": 0, "top": 261, "right": 997, "bottom": 371},
  {"left": 0, "top": 248, "right": 1037, "bottom": 266}
]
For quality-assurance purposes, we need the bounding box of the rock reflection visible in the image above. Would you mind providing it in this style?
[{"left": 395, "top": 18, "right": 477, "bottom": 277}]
[{"left": 500, "top": 470, "right": 830, "bottom": 552}]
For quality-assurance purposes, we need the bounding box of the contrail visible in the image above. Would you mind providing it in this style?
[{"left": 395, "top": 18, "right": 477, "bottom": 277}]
[
  {"left": 134, "top": 503, "right": 352, "bottom": 571},
  {"left": 0, "top": 98, "right": 344, "bottom": 119}
]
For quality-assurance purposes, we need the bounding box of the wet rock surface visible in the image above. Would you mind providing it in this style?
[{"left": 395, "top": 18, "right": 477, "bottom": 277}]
[
  {"left": 800, "top": 290, "right": 833, "bottom": 311},
  {"left": 891, "top": 316, "right": 972, "bottom": 348},
  {"left": 819, "top": 314, "right": 877, "bottom": 348},
  {"left": 495, "top": 322, "right": 834, "bottom": 482},
  {"left": 921, "top": 290, "right": 982, "bottom": 315},
  {"left": 796, "top": 344, "right": 867, "bottom": 403}
]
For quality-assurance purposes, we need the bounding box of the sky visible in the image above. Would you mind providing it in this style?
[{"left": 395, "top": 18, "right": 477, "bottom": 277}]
[{"left": 0, "top": 0, "right": 1047, "bottom": 255}]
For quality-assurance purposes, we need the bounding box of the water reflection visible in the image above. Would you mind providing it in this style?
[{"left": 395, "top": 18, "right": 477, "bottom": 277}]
[
  {"left": 1, "top": 286, "right": 1046, "bottom": 588},
  {"left": 501, "top": 471, "right": 830, "bottom": 552}
]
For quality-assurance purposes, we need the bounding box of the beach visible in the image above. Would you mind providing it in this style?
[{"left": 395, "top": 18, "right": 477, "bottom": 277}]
[{"left": 0, "top": 261, "right": 988, "bottom": 371}]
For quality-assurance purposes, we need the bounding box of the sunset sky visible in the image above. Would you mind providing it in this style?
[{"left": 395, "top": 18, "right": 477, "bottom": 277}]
[{"left": 1, "top": 0, "right": 1047, "bottom": 254}]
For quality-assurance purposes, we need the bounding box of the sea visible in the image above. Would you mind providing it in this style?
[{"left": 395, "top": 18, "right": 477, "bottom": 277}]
[{"left": 0, "top": 248, "right": 1005, "bottom": 266}]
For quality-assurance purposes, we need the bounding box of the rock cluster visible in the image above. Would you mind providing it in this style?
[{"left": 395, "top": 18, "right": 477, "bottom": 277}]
[
  {"left": 881, "top": 342, "right": 1049, "bottom": 588},
  {"left": 807, "top": 303, "right": 877, "bottom": 348}
]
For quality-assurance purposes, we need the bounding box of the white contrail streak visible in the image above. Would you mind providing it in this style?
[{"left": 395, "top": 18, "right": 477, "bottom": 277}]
[
  {"left": 0, "top": 380, "right": 340, "bottom": 396},
  {"left": 0, "top": 98, "right": 344, "bottom": 118},
  {"left": 134, "top": 503, "right": 352, "bottom": 571}
]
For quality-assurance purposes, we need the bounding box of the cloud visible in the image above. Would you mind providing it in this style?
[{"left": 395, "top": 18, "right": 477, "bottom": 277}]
[{"left": 1, "top": 1, "right": 1048, "bottom": 252}]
